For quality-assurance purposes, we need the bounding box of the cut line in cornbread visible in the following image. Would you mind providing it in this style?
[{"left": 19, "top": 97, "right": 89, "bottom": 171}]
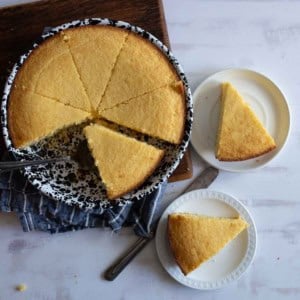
[
  {"left": 61, "top": 26, "right": 129, "bottom": 111},
  {"left": 9, "top": 26, "right": 186, "bottom": 152},
  {"left": 216, "top": 82, "right": 276, "bottom": 161},
  {"left": 168, "top": 213, "right": 248, "bottom": 275},
  {"left": 13, "top": 34, "right": 91, "bottom": 112},
  {"left": 100, "top": 81, "right": 185, "bottom": 144},
  {"left": 9, "top": 88, "right": 91, "bottom": 148},
  {"left": 98, "top": 32, "right": 180, "bottom": 111}
]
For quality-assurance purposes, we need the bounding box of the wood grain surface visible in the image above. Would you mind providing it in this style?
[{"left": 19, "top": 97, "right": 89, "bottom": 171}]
[{"left": 0, "top": 0, "right": 192, "bottom": 181}]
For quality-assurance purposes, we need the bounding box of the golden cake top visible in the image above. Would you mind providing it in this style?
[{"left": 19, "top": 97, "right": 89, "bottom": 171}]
[
  {"left": 8, "top": 25, "right": 185, "bottom": 200},
  {"left": 9, "top": 25, "right": 185, "bottom": 148},
  {"left": 216, "top": 82, "right": 276, "bottom": 161},
  {"left": 101, "top": 81, "right": 185, "bottom": 144},
  {"left": 84, "top": 124, "right": 164, "bottom": 199},
  {"left": 9, "top": 87, "right": 90, "bottom": 148},
  {"left": 168, "top": 213, "right": 248, "bottom": 275},
  {"left": 98, "top": 32, "right": 180, "bottom": 111}
]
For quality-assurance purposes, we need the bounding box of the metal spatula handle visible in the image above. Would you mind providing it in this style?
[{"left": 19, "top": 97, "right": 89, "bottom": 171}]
[
  {"left": 104, "top": 236, "right": 151, "bottom": 281},
  {"left": 0, "top": 157, "right": 70, "bottom": 173}
]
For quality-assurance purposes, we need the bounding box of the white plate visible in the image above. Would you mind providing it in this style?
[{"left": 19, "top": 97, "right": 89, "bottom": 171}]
[
  {"left": 155, "top": 190, "right": 257, "bottom": 290},
  {"left": 191, "top": 68, "right": 290, "bottom": 172}
]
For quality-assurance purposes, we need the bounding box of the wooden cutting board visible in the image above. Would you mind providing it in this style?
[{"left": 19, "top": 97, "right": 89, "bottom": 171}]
[{"left": 0, "top": 0, "right": 193, "bottom": 182}]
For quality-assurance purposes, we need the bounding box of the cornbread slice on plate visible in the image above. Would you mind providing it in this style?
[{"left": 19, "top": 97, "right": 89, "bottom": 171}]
[
  {"left": 61, "top": 26, "right": 129, "bottom": 111},
  {"left": 98, "top": 32, "right": 180, "bottom": 111},
  {"left": 13, "top": 34, "right": 91, "bottom": 112},
  {"left": 216, "top": 82, "right": 276, "bottom": 161},
  {"left": 168, "top": 213, "right": 248, "bottom": 275},
  {"left": 8, "top": 88, "right": 90, "bottom": 148},
  {"left": 83, "top": 124, "right": 164, "bottom": 200},
  {"left": 101, "top": 82, "right": 186, "bottom": 144}
]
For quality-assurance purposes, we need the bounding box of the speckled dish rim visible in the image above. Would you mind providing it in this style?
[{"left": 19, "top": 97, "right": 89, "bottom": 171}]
[
  {"left": 155, "top": 190, "right": 257, "bottom": 290},
  {"left": 1, "top": 18, "right": 193, "bottom": 210}
]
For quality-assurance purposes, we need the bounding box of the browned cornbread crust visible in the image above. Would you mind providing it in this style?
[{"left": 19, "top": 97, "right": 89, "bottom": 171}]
[
  {"left": 168, "top": 213, "right": 248, "bottom": 275},
  {"left": 218, "top": 146, "right": 276, "bottom": 161},
  {"left": 216, "top": 82, "right": 276, "bottom": 161}
]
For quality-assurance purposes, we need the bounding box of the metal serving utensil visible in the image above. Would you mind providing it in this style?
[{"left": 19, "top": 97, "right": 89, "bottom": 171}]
[{"left": 0, "top": 157, "right": 71, "bottom": 174}]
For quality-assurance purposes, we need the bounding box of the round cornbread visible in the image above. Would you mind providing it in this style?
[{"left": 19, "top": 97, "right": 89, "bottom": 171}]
[{"left": 7, "top": 23, "right": 187, "bottom": 201}]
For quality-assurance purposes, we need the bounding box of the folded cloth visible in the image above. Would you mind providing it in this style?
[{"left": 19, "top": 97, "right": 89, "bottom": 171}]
[{"left": 0, "top": 150, "right": 167, "bottom": 236}]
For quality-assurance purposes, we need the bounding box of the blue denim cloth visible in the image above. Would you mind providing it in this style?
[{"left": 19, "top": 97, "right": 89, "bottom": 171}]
[
  {"left": 0, "top": 167, "right": 167, "bottom": 236},
  {"left": 0, "top": 151, "right": 167, "bottom": 236}
]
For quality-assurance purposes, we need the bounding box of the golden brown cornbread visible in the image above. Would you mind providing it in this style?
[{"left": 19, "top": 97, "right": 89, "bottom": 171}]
[
  {"left": 10, "top": 26, "right": 185, "bottom": 148},
  {"left": 101, "top": 82, "right": 185, "bottom": 144},
  {"left": 83, "top": 124, "right": 164, "bottom": 199},
  {"left": 168, "top": 213, "right": 248, "bottom": 275},
  {"left": 216, "top": 82, "right": 276, "bottom": 161},
  {"left": 61, "top": 26, "right": 129, "bottom": 111},
  {"left": 8, "top": 25, "right": 186, "bottom": 198},
  {"left": 9, "top": 88, "right": 90, "bottom": 148},
  {"left": 13, "top": 34, "right": 91, "bottom": 112},
  {"left": 98, "top": 32, "right": 180, "bottom": 111}
]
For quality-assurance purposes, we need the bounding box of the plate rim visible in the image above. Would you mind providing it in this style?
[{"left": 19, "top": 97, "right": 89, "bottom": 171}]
[
  {"left": 155, "top": 189, "right": 257, "bottom": 290},
  {"left": 191, "top": 68, "right": 291, "bottom": 172}
]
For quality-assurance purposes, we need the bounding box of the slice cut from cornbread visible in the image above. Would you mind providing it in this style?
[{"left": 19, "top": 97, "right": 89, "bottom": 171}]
[
  {"left": 62, "top": 26, "right": 129, "bottom": 111},
  {"left": 168, "top": 213, "right": 248, "bottom": 275},
  {"left": 98, "top": 32, "right": 180, "bottom": 111},
  {"left": 83, "top": 124, "right": 164, "bottom": 200},
  {"left": 8, "top": 88, "right": 91, "bottom": 148},
  {"left": 13, "top": 34, "right": 91, "bottom": 112},
  {"left": 100, "top": 81, "right": 185, "bottom": 144},
  {"left": 216, "top": 82, "right": 276, "bottom": 161}
]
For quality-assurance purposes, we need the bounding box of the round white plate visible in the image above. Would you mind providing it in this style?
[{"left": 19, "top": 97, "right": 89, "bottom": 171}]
[
  {"left": 155, "top": 190, "right": 257, "bottom": 290},
  {"left": 191, "top": 68, "right": 290, "bottom": 172}
]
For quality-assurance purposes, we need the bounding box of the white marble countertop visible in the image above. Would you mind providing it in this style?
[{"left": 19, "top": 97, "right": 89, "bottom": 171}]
[{"left": 0, "top": 0, "right": 300, "bottom": 299}]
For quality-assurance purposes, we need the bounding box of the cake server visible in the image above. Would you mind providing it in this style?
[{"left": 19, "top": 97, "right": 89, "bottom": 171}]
[
  {"left": 0, "top": 157, "right": 71, "bottom": 174},
  {"left": 104, "top": 166, "right": 219, "bottom": 281}
]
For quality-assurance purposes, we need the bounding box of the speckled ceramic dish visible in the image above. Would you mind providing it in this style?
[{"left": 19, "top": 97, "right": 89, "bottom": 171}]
[{"left": 1, "top": 18, "right": 193, "bottom": 210}]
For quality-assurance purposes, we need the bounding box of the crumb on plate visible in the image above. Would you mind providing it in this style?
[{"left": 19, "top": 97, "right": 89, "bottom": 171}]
[{"left": 15, "top": 284, "right": 27, "bottom": 292}]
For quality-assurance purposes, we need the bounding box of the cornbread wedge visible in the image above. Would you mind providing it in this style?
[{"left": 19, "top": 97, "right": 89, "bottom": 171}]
[
  {"left": 61, "top": 26, "right": 128, "bottom": 111},
  {"left": 216, "top": 82, "right": 276, "bottom": 161},
  {"left": 9, "top": 88, "right": 90, "bottom": 148},
  {"left": 83, "top": 124, "right": 164, "bottom": 199},
  {"left": 12, "top": 34, "right": 91, "bottom": 112},
  {"left": 98, "top": 32, "right": 180, "bottom": 111},
  {"left": 168, "top": 213, "right": 248, "bottom": 275},
  {"left": 101, "top": 82, "right": 185, "bottom": 144}
]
